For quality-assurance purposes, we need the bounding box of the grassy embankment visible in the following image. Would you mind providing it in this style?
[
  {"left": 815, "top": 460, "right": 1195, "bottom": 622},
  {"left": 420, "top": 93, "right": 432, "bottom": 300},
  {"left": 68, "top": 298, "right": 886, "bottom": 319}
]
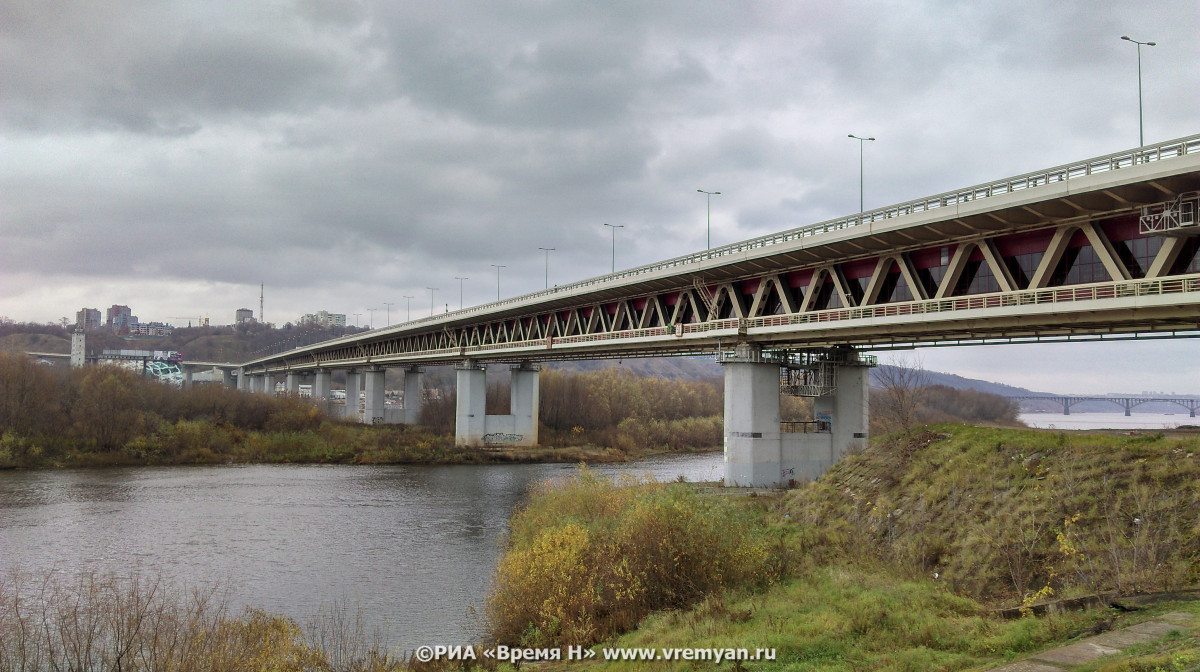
[
  {"left": 0, "top": 353, "right": 723, "bottom": 468},
  {"left": 484, "top": 425, "right": 1200, "bottom": 671}
]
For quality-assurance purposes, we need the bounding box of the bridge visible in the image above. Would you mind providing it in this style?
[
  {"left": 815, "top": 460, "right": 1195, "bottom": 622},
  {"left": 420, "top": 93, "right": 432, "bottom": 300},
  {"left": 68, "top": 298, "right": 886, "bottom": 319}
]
[
  {"left": 57, "top": 135, "right": 1200, "bottom": 487},
  {"left": 1014, "top": 395, "right": 1200, "bottom": 417}
]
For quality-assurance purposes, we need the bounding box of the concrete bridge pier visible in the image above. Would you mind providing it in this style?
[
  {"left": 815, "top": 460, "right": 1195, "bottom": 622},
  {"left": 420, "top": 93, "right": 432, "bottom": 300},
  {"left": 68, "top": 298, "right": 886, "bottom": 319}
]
[
  {"left": 344, "top": 370, "right": 361, "bottom": 421},
  {"left": 813, "top": 361, "right": 870, "bottom": 464},
  {"left": 722, "top": 344, "right": 870, "bottom": 488},
  {"left": 220, "top": 368, "right": 234, "bottom": 387},
  {"left": 1063, "top": 399, "right": 1072, "bottom": 415},
  {"left": 182, "top": 367, "right": 194, "bottom": 388},
  {"left": 721, "top": 343, "right": 782, "bottom": 488},
  {"left": 364, "top": 368, "right": 386, "bottom": 424},
  {"left": 237, "top": 368, "right": 248, "bottom": 391},
  {"left": 402, "top": 366, "right": 424, "bottom": 424},
  {"left": 285, "top": 371, "right": 303, "bottom": 395},
  {"left": 455, "top": 361, "right": 539, "bottom": 448},
  {"left": 313, "top": 369, "right": 331, "bottom": 401},
  {"left": 455, "top": 361, "right": 487, "bottom": 444}
]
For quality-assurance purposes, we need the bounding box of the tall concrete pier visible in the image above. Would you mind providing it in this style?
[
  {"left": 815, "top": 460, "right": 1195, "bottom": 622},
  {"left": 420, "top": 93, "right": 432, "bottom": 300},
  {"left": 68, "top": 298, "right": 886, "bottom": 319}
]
[
  {"left": 455, "top": 361, "right": 539, "bottom": 448},
  {"left": 722, "top": 344, "right": 872, "bottom": 488}
]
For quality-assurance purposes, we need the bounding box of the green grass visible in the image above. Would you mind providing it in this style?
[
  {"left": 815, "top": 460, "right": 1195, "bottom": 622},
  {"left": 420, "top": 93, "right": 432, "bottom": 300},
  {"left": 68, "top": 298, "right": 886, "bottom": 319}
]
[
  {"left": 583, "top": 565, "right": 1120, "bottom": 672},
  {"left": 484, "top": 425, "right": 1200, "bottom": 671}
]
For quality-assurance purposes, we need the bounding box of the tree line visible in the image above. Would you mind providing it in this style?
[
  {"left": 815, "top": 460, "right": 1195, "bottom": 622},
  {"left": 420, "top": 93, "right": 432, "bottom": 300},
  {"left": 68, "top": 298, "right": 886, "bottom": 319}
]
[{"left": 0, "top": 354, "right": 320, "bottom": 464}]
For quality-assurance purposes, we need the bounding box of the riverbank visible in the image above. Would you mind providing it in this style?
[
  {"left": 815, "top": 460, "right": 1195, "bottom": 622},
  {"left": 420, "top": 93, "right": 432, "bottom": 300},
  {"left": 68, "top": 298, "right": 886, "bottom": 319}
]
[
  {"left": 483, "top": 424, "right": 1200, "bottom": 670},
  {"left": 1, "top": 419, "right": 719, "bottom": 469}
]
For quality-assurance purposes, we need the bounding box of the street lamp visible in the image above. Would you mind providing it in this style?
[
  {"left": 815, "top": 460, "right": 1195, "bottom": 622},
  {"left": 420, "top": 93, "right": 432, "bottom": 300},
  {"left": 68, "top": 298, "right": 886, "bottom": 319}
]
[
  {"left": 697, "top": 189, "right": 721, "bottom": 249},
  {"left": 848, "top": 134, "right": 875, "bottom": 228},
  {"left": 382, "top": 302, "right": 395, "bottom": 326},
  {"left": 1121, "top": 35, "right": 1156, "bottom": 147},
  {"left": 425, "top": 287, "right": 437, "bottom": 316},
  {"left": 537, "top": 247, "right": 555, "bottom": 289},
  {"left": 490, "top": 264, "right": 506, "bottom": 301},
  {"left": 366, "top": 307, "right": 377, "bottom": 329},
  {"left": 603, "top": 223, "right": 624, "bottom": 273},
  {"left": 402, "top": 295, "right": 413, "bottom": 322},
  {"left": 353, "top": 312, "right": 362, "bottom": 327},
  {"left": 454, "top": 277, "right": 468, "bottom": 310}
]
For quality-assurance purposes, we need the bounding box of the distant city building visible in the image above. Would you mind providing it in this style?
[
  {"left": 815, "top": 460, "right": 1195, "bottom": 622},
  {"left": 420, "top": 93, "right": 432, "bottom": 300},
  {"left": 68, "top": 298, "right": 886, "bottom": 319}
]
[
  {"left": 76, "top": 308, "right": 102, "bottom": 331},
  {"left": 235, "top": 308, "right": 256, "bottom": 324},
  {"left": 106, "top": 305, "right": 136, "bottom": 331},
  {"left": 128, "top": 322, "right": 174, "bottom": 337},
  {"left": 299, "top": 310, "right": 347, "bottom": 328}
]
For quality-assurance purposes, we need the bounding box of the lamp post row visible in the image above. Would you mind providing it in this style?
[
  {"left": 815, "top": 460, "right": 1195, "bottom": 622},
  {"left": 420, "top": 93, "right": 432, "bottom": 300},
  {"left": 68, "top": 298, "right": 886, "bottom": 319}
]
[{"left": 366, "top": 32, "right": 1158, "bottom": 324}]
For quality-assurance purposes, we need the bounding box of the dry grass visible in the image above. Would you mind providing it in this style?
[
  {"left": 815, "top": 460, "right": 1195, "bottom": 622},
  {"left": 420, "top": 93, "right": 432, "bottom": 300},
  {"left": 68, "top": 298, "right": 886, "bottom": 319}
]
[
  {"left": 783, "top": 425, "right": 1200, "bottom": 604},
  {"left": 0, "top": 569, "right": 406, "bottom": 672}
]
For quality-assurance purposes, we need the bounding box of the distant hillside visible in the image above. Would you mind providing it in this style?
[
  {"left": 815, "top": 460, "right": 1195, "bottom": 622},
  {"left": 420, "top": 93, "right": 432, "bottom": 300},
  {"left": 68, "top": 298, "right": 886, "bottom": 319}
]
[
  {"left": 0, "top": 333, "right": 70, "bottom": 355},
  {"left": 871, "top": 365, "right": 1036, "bottom": 397},
  {"left": 547, "top": 356, "right": 722, "bottom": 380}
]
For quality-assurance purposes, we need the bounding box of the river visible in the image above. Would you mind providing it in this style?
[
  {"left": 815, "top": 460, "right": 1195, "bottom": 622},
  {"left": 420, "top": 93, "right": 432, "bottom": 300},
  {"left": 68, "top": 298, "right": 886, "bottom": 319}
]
[{"left": 0, "top": 452, "right": 722, "bottom": 652}]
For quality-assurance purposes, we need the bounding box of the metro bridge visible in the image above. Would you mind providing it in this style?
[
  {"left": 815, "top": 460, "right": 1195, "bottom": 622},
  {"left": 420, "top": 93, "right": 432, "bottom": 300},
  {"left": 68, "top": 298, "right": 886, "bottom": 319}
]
[{"left": 217, "top": 135, "right": 1200, "bottom": 485}]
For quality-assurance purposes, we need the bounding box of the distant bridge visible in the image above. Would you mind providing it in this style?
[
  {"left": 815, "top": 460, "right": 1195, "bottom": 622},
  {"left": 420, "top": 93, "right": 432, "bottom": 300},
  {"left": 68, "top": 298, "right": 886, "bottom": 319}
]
[{"left": 1013, "top": 395, "right": 1200, "bottom": 417}]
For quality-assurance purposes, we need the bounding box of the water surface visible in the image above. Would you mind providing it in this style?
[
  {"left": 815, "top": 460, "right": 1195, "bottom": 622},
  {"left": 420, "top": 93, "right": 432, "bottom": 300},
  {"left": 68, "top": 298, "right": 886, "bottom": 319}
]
[{"left": 0, "top": 452, "right": 722, "bottom": 651}]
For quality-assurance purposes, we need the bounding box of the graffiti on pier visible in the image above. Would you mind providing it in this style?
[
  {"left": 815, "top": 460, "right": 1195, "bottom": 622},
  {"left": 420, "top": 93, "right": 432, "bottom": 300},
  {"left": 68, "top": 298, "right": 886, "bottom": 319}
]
[{"left": 482, "top": 433, "right": 525, "bottom": 445}]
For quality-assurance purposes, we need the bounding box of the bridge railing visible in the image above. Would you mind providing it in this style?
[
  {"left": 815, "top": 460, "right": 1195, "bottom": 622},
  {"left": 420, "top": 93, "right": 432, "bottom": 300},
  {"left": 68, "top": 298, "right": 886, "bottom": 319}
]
[
  {"left": 735, "top": 275, "right": 1200, "bottom": 334},
  {"left": 386, "top": 134, "right": 1200, "bottom": 328}
]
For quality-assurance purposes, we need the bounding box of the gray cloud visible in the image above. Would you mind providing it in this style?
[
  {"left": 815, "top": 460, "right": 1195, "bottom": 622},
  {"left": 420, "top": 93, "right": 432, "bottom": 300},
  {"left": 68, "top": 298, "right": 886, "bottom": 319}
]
[{"left": 1, "top": 0, "right": 1196, "bottom": 390}]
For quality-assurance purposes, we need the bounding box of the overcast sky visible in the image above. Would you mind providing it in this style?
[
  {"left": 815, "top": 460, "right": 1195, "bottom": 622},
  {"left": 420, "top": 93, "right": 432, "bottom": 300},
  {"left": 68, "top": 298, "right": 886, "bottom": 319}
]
[{"left": 2, "top": 0, "right": 1197, "bottom": 394}]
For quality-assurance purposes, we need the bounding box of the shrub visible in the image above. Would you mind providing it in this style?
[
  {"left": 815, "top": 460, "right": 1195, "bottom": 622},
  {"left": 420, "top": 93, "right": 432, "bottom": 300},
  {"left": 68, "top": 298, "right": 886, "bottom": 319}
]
[{"left": 486, "top": 469, "right": 776, "bottom": 647}]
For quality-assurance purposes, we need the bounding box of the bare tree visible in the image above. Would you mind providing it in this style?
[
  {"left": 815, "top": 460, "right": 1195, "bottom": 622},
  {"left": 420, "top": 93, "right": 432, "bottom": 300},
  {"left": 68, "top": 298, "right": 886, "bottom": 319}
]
[{"left": 875, "top": 354, "right": 929, "bottom": 434}]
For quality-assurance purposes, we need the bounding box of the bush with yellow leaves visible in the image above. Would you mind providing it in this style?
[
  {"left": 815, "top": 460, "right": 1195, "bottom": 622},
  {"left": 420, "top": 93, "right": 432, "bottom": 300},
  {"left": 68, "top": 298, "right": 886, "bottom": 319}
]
[{"left": 486, "top": 469, "right": 776, "bottom": 648}]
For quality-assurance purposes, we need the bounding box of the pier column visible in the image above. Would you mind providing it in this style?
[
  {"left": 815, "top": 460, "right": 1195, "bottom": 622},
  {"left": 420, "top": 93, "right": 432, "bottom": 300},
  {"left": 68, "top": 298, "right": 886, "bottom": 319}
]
[
  {"left": 286, "top": 371, "right": 301, "bottom": 395},
  {"left": 455, "top": 361, "right": 487, "bottom": 446},
  {"left": 220, "top": 368, "right": 234, "bottom": 387},
  {"left": 402, "top": 366, "right": 424, "bottom": 424},
  {"left": 345, "top": 370, "right": 361, "bottom": 421},
  {"left": 313, "top": 369, "right": 331, "bottom": 401},
  {"left": 508, "top": 363, "right": 540, "bottom": 446},
  {"left": 364, "top": 367, "right": 386, "bottom": 424},
  {"left": 815, "top": 360, "right": 870, "bottom": 462},
  {"left": 237, "top": 368, "right": 248, "bottom": 391},
  {"left": 182, "top": 366, "right": 194, "bottom": 388},
  {"left": 452, "top": 361, "right": 540, "bottom": 447},
  {"left": 1063, "top": 398, "right": 1071, "bottom": 415},
  {"left": 722, "top": 343, "right": 782, "bottom": 487}
]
